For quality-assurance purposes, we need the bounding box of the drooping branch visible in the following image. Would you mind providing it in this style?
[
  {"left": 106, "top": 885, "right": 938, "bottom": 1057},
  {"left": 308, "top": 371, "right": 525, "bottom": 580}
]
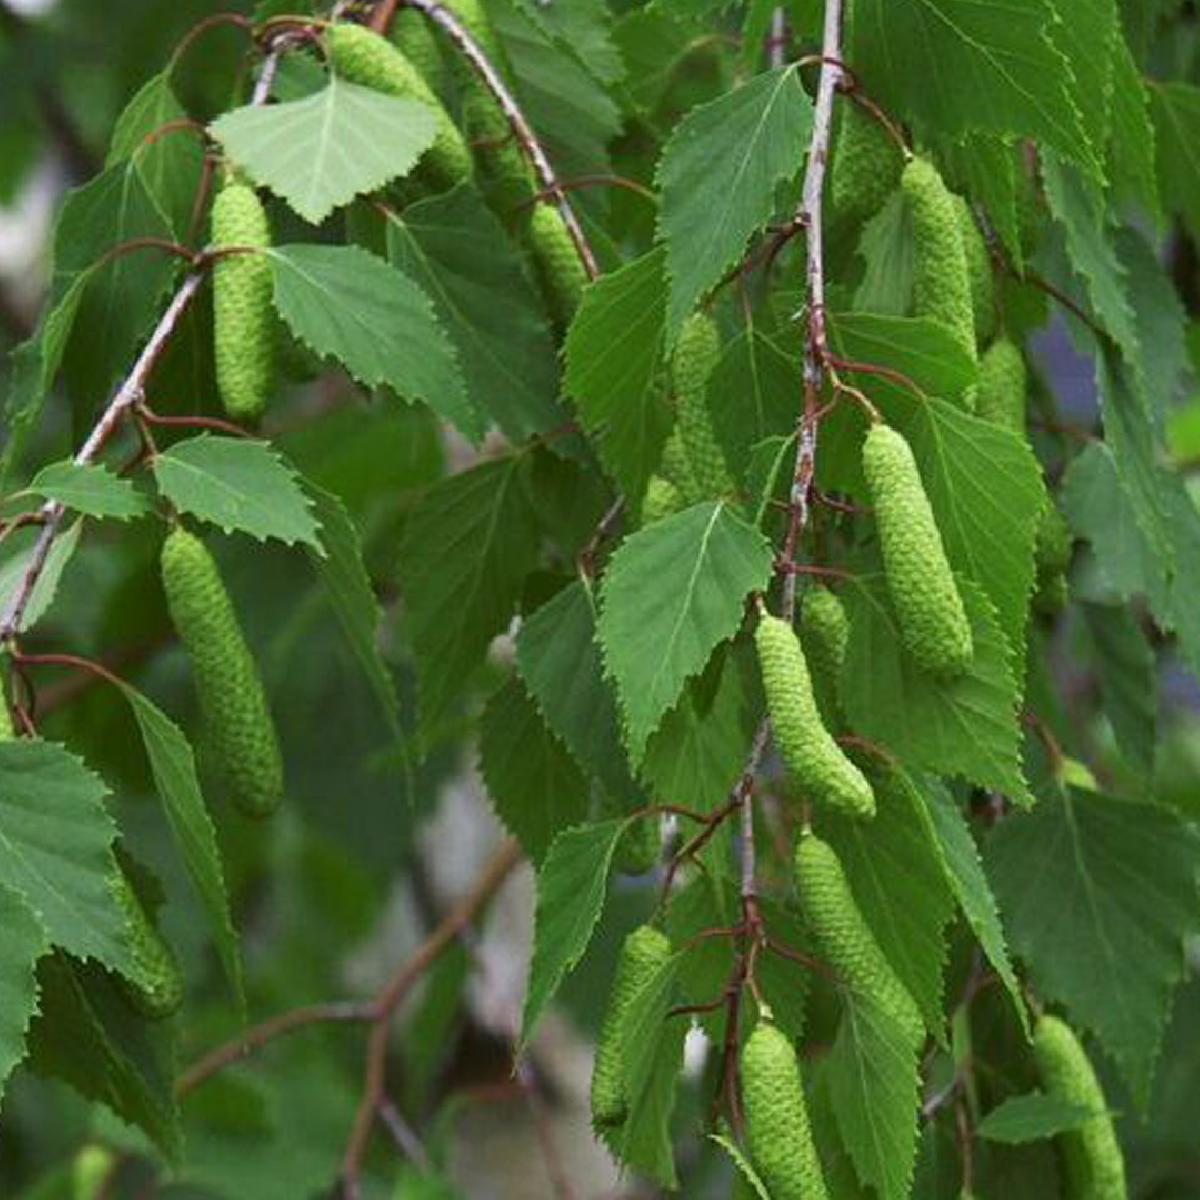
[
  {"left": 373, "top": 0, "right": 599, "bottom": 281},
  {"left": 780, "top": 0, "right": 844, "bottom": 623}
]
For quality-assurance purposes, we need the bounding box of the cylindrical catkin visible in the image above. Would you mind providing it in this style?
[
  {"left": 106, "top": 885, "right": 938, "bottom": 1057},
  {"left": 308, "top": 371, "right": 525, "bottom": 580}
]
[
  {"left": 799, "top": 587, "right": 849, "bottom": 728},
  {"left": 590, "top": 924, "right": 672, "bottom": 1135},
  {"left": 952, "top": 195, "right": 996, "bottom": 347},
  {"left": 862, "top": 424, "right": 973, "bottom": 678},
  {"left": 211, "top": 182, "right": 274, "bottom": 422},
  {"left": 326, "top": 24, "right": 472, "bottom": 191},
  {"left": 756, "top": 614, "right": 875, "bottom": 819},
  {"left": 671, "top": 313, "right": 733, "bottom": 499},
  {"left": 160, "top": 528, "right": 283, "bottom": 818},
  {"left": 976, "top": 338, "right": 1027, "bottom": 433},
  {"left": 741, "top": 1022, "right": 829, "bottom": 1200},
  {"left": 1033, "top": 1013, "right": 1128, "bottom": 1200},
  {"left": 831, "top": 102, "right": 903, "bottom": 227},
  {"left": 903, "top": 158, "right": 977, "bottom": 369},
  {"left": 529, "top": 204, "right": 588, "bottom": 327},
  {"left": 794, "top": 831, "right": 924, "bottom": 1046},
  {"left": 110, "top": 866, "right": 184, "bottom": 1019}
]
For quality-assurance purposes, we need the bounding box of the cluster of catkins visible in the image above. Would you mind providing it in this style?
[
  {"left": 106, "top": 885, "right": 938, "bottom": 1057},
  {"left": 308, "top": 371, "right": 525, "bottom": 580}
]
[
  {"left": 209, "top": 10, "right": 587, "bottom": 429},
  {"left": 592, "top": 106, "right": 1119, "bottom": 1200}
]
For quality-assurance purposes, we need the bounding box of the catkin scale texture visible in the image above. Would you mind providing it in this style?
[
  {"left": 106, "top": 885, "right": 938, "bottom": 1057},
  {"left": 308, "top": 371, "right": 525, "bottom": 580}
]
[
  {"left": 327, "top": 24, "right": 471, "bottom": 190},
  {"left": 756, "top": 615, "right": 875, "bottom": 819},
  {"left": 740, "top": 1023, "right": 829, "bottom": 1200},
  {"left": 799, "top": 587, "right": 849, "bottom": 727},
  {"left": 976, "top": 338, "right": 1027, "bottom": 433},
  {"left": 671, "top": 313, "right": 733, "bottom": 498},
  {"left": 211, "top": 183, "right": 274, "bottom": 421},
  {"left": 794, "top": 832, "right": 924, "bottom": 1045},
  {"left": 161, "top": 529, "right": 283, "bottom": 818},
  {"left": 862, "top": 424, "right": 973, "bottom": 677},
  {"left": 660, "top": 427, "right": 703, "bottom": 506},
  {"left": 831, "top": 102, "right": 902, "bottom": 227},
  {"left": 390, "top": 9, "right": 447, "bottom": 96},
  {"left": 590, "top": 925, "right": 671, "bottom": 1133},
  {"left": 904, "top": 158, "right": 977, "bottom": 368},
  {"left": 640, "top": 475, "right": 683, "bottom": 526},
  {"left": 1033, "top": 1014, "right": 1128, "bottom": 1200},
  {"left": 529, "top": 204, "right": 588, "bottom": 326},
  {"left": 111, "top": 869, "right": 183, "bottom": 1019},
  {"left": 952, "top": 195, "right": 996, "bottom": 346}
]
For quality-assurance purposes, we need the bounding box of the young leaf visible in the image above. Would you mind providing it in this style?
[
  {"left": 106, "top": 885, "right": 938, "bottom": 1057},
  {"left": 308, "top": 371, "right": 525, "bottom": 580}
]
[
  {"left": 152, "top": 435, "right": 320, "bottom": 548},
  {"left": 986, "top": 786, "right": 1200, "bottom": 1105},
  {"left": 26, "top": 461, "right": 149, "bottom": 521},
  {"left": 0, "top": 741, "right": 131, "bottom": 975},
  {"left": 397, "top": 457, "right": 540, "bottom": 740},
  {"left": 598, "top": 501, "right": 774, "bottom": 762},
  {"left": 268, "top": 244, "right": 478, "bottom": 441},
  {"left": 480, "top": 675, "right": 590, "bottom": 864},
  {"left": 383, "top": 184, "right": 563, "bottom": 442},
  {"left": 656, "top": 65, "right": 813, "bottom": 336},
  {"left": 209, "top": 79, "right": 438, "bottom": 225},
  {"left": 520, "top": 819, "right": 626, "bottom": 1046},
  {"left": 563, "top": 247, "right": 672, "bottom": 503},
  {"left": 976, "top": 1091, "right": 1097, "bottom": 1144},
  {"left": 116, "top": 684, "right": 244, "bottom": 1009}
]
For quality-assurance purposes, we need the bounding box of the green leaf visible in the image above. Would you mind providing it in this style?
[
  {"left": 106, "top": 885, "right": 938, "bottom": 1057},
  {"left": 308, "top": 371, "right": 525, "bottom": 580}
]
[
  {"left": 563, "top": 247, "right": 672, "bottom": 502},
  {"left": 642, "top": 653, "right": 755, "bottom": 813},
  {"left": 208, "top": 78, "right": 438, "bottom": 225},
  {"left": 936, "top": 134, "right": 1022, "bottom": 269},
  {"left": 842, "top": 575, "right": 1030, "bottom": 804},
  {"left": 976, "top": 1092, "right": 1097, "bottom": 1144},
  {"left": 618, "top": 951, "right": 686, "bottom": 1187},
  {"left": 0, "top": 741, "right": 131, "bottom": 975},
  {"left": 268, "top": 243, "right": 477, "bottom": 440},
  {"left": 1107, "top": 33, "right": 1159, "bottom": 219},
  {"left": 515, "top": 580, "right": 637, "bottom": 801},
  {"left": 116, "top": 684, "right": 244, "bottom": 1009},
  {"left": 709, "top": 1133, "right": 771, "bottom": 1200},
  {"left": 1149, "top": 81, "right": 1200, "bottom": 242},
  {"left": 598, "top": 501, "right": 774, "bottom": 762},
  {"left": 382, "top": 184, "right": 562, "bottom": 442},
  {"left": 825, "top": 993, "right": 920, "bottom": 1200},
  {"left": 920, "top": 783, "right": 1027, "bottom": 1033},
  {"left": 817, "top": 764, "right": 955, "bottom": 1038},
  {"left": 152, "top": 435, "right": 320, "bottom": 548},
  {"left": 520, "top": 819, "right": 626, "bottom": 1046},
  {"left": 854, "top": 191, "right": 914, "bottom": 314},
  {"left": 480, "top": 675, "right": 590, "bottom": 864},
  {"left": 707, "top": 326, "right": 802, "bottom": 483},
  {"left": 397, "top": 457, "right": 540, "bottom": 739},
  {"left": 0, "top": 519, "right": 82, "bottom": 631},
  {"left": 986, "top": 787, "right": 1200, "bottom": 1104},
  {"left": 848, "top": 0, "right": 1096, "bottom": 177},
  {"left": 0, "top": 884, "right": 47, "bottom": 1104},
  {"left": 1082, "top": 602, "right": 1156, "bottom": 776},
  {"left": 27, "top": 955, "right": 181, "bottom": 1160},
  {"left": 26, "top": 461, "right": 149, "bottom": 520},
  {"left": 657, "top": 66, "right": 813, "bottom": 335},
  {"left": 301, "top": 481, "right": 400, "bottom": 735},
  {"left": 1047, "top": 0, "right": 1117, "bottom": 165}
]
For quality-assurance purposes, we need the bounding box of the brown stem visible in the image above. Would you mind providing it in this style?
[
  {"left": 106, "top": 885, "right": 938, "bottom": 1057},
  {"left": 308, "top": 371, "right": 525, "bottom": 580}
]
[
  {"left": 139, "top": 407, "right": 254, "bottom": 439},
  {"left": 379, "top": 0, "right": 598, "bottom": 280}
]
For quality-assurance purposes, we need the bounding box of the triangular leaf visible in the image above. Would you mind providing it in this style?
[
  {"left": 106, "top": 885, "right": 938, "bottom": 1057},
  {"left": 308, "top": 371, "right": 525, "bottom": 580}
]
[{"left": 26, "top": 461, "right": 150, "bottom": 521}]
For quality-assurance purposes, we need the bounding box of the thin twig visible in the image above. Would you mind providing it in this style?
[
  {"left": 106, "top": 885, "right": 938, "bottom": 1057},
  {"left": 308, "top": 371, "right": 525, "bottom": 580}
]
[{"left": 378, "top": 0, "right": 598, "bottom": 280}]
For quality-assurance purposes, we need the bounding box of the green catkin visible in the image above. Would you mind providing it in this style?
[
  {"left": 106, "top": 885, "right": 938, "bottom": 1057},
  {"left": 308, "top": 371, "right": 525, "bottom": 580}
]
[
  {"left": 211, "top": 182, "right": 274, "bottom": 422},
  {"left": 952, "top": 195, "right": 996, "bottom": 346},
  {"left": 0, "top": 691, "right": 13, "bottom": 740},
  {"left": 755, "top": 614, "right": 875, "bottom": 819},
  {"left": 794, "top": 831, "right": 924, "bottom": 1046},
  {"left": 1033, "top": 499, "right": 1073, "bottom": 614},
  {"left": 862, "top": 424, "right": 973, "bottom": 678},
  {"left": 740, "top": 1022, "right": 829, "bottom": 1200},
  {"left": 640, "top": 475, "right": 683, "bottom": 526},
  {"left": 72, "top": 1143, "right": 117, "bottom": 1200},
  {"left": 160, "top": 528, "right": 283, "bottom": 818},
  {"left": 830, "top": 102, "right": 903, "bottom": 227},
  {"left": 976, "top": 338, "right": 1027, "bottom": 433},
  {"left": 326, "top": 24, "right": 471, "bottom": 191},
  {"left": 615, "top": 813, "right": 661, "bottom": 875},
  {"left": 1033, "top": 1014, "right": 1128, "bottom": 1200},
  {"left": 672, "top": 313, "right": 734, "bottom": 499},
  {"left": 463, "top": 87, "right": 535, "bottom": 219},
  {"left": 529, "top": 203, "right": 588, "bottom": 327},
  {"left": 390, "top": 8, "right": 447, "bottom": 97},
  {"left": 799, "top": 587, "right": 849, "bottom": 728},
  {"left": 660, "top": 427, "right": 704, "bottom": 506},
  {"left": 442, "top": 0, "right": 503, "bottom": 62},
  {"left": 110, "top": 867, "right": 183, "bottom": 1019},
  {"left": 591, "top": 925, "right": 672, "bottom": 1134},
  {"left": 903, "top": 158, "right": 977, "bottom": 369}
]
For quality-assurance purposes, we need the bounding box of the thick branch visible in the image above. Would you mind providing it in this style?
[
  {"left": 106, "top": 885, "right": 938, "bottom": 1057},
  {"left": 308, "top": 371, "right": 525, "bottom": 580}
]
[
  {"left": 780, "top": 0, "right": 844, "bottom": 623},
  {"left": 378, "top": 0, "right": 599, "bottom": 281}
]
